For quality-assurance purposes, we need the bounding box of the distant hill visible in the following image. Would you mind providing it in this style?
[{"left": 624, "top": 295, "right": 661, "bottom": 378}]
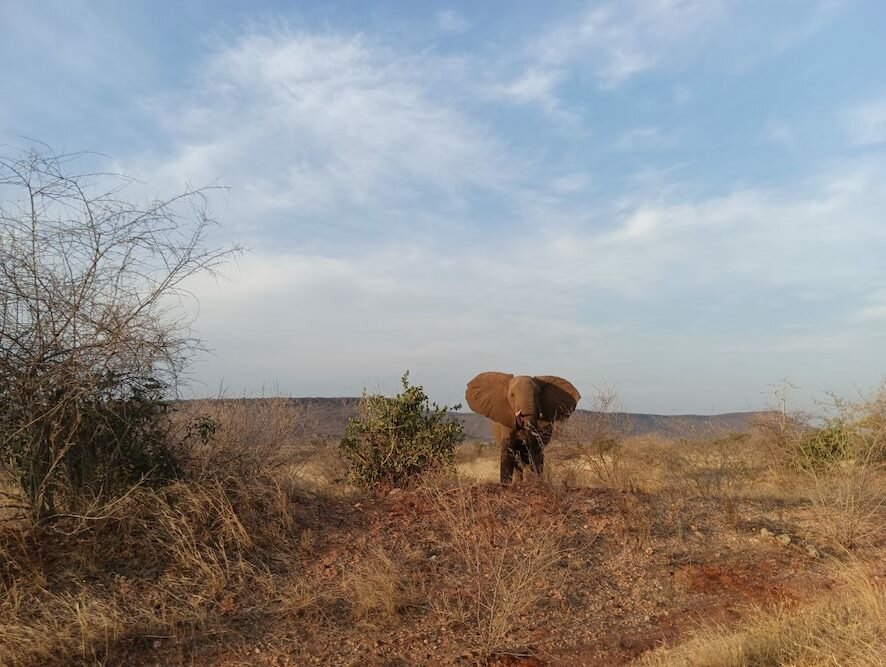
[
  {"left": 181, "top": 397, "right": 772, "bottom": 442},
  {"left": 451, "top": 409, "right": 772, "bottom": 441}
]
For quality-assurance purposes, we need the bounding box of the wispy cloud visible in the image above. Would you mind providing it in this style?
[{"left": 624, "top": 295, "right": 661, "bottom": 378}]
[
  {"left": 858, "top": 290, "right": 886, "bottom": 322},
  {"left": 436, "top": 9, "right": 470, "bottom": 33},
  {"left": 768, "top": 0, "right": 846, "bottom": 55},
  {"left": 535, "top": 0, "right": 727, "bottom": 88},
  {"left": 614, "top": 127, "right": 678, "bottom": 152},
  {"left": 493, "top": 67, "right": 562, "bottom": 107},
  {"left": 140, "top": 29, "right": 518, "bottom": 242},
  {"left": 764, "top": 120, "right": 796, "bottom": 148},
  {"left": 845, "top": 96, "right": 886, "bottom": 146}
]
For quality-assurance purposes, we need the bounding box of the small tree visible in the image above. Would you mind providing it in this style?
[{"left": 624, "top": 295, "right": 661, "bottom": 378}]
[
  {"left": 0, "top": 146, "right": 238, "bottom": 518},
  {"left": 339, "top": 372, "right": 465, "bottom": 489}
]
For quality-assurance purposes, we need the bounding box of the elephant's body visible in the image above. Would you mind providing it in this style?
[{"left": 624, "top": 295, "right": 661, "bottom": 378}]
[{"left": 466, "top": 372, "right": 580, "bottom": 484}]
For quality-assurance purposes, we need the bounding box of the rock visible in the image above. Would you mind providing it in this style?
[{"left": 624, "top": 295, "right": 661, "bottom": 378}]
[
  {"left": 388, "top": 488, "right": 402, "bottom": 496},
  {"left": 805, "top": 544, "right": 820, "bottom": 558},
  {"left": 152, "top": 640, "right": 161, "bottom": 650},
  {"left": 777, "top": 534, "right": 792, "bottom": 546},
  {"left": 760, "top": 528, "right": 775, "bottom": 538}
]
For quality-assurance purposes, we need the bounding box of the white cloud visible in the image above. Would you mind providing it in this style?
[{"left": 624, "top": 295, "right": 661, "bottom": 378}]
[
  {"left": 436, "top": 9, "right": 470, "bottom": 33},
  {"left": 118, "top": 20, "right": 886, "bottom": 412},
  {"left": 858, "top": 291, "right": 886, "bottom": 322},
  {"left": 548, "top": 172, "right": 592, "bottom": 195},
  {"left": 139, "top": 29, "right": 517, "bottom": 238},
  {"left": 536, "top": 0, "right": 727, "bottom": 88},
  {"left": 534, "top": 159, "right": 886, "bottom": 301},
  {"left": 172, "top": 152, "right": 886, "bottom": 408},
  {"left": 764, "top": 120, "right": 795, "bottom": 148},
  {"left": 493, "top": 67, "right": 562, "bottom": 106},
  {"left": 769, "top": 0, "right": 845, "bottom": 55},
  {"left": 845, "top": 96, "right": 886, "bottom": 146},
  {"left": 614, "top": 127, "right": 677, "bottom": 151},
  {"left": 180, "top": 246, "right": 606, "bottom": 402}
]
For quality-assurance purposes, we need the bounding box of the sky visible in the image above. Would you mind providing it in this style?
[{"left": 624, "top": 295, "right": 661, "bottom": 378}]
[{"left": 1, "top": 0, "right": 885, "bottom": 414}]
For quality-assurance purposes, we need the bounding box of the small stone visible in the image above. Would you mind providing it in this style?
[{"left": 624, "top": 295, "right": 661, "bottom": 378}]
[
  {"left": 760, "top": 528, "right": 775, "bottom": 538},
  {"left": 777, "top": 533, "right": 792, "bottom": 546},
  {"left": 388, "top": 488, "right": 402, "bottom": 496},
  {"left": 152, "top": 640, "right": 161, "bottom": 650},
  {"left": 805, "top": 544, "right": 820, "bottom": 558}
]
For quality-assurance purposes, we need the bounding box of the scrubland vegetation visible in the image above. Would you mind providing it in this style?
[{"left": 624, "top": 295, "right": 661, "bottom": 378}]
[
  {"left": 1, "top": 384, "right": 884, "bottom": 666},
  {"left": 1, "top": 149, "right": 884, "bottom": 665}
]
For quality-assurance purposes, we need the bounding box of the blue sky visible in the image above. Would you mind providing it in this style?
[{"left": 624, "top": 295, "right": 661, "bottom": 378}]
[{"left": 2, "top": 1, "right": 885, "bottom": 413}]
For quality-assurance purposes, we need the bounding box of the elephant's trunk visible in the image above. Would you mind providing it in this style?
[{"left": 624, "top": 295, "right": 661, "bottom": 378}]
[{"left": 515, "top": 409, "right": 538, "bottom": 431}]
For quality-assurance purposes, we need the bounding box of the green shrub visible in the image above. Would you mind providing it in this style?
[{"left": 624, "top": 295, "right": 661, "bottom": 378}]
[
  {"left": 339, "top": 372, "right": 465, "bottom": 489},
  {"left": 796, "top": 418, "right": 852, "bottom": 471}
]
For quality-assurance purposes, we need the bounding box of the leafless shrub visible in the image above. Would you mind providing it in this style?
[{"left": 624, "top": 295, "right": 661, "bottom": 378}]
[
  {"left": 557, "top": 383, "right": 637, "bottom": 490},
  {"left": 172, "top": 396, "right": 318, "bottom": 480},
  {"left": 656, "top": 432, "right": 759, "bottom": 499},
  {"left": 753, "top": 381, "right": 813, "bottom": 471},
  {"left": 0, "top": 146, "right": 239, "bottom": 519}
]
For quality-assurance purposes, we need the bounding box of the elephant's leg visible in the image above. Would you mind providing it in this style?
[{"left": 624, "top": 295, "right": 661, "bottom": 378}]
[{"left": 499, "top": 439, "right": 517, "bottom": 484}]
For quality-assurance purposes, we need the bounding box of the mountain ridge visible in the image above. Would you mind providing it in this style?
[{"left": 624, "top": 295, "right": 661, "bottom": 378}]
[{"left": 180, "top": 397, "right": 773, "bottom": 441}]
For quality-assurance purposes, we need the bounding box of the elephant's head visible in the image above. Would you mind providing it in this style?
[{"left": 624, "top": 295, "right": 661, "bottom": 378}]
[{"left": 465, "top": 372, "right": 581, "bottom": 431}]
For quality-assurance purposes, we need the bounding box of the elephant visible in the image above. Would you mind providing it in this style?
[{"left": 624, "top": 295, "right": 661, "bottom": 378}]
[{"left": 465, "top": 372, "right": 581, "bottom": 484}]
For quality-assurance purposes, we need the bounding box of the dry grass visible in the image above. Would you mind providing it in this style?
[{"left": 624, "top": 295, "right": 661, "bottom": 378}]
[
  {"left": 425, "top": 483, "right": 565, "bottom": 660},
  {"left": 804, "top": 461, "right": 886, "bottom": 551},
  {"left": 0, "top": 470, "right": 304, "bottom": 666},
  {"left": 0, "top": 394, "right": 316, "bottom": 667},
  {"left": 343, "top": 546, "right": 424, "bottom": 624},
  {"left": 3, "top": 387, "right": 886, "bottom": 665},
  {"left": 641, "top": 561, "right": 886, "bottom": 667},
  {"left": 172, "top": 396, "right": 318, "bottom": 478}
]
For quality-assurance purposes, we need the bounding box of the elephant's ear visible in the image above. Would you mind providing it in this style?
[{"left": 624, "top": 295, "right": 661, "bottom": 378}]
[
  {"left": 535, "top": 376, "right": 581, "bottom": 421},
  {"left": 466, "top": 372, "right": 514, "bottom": 426}
]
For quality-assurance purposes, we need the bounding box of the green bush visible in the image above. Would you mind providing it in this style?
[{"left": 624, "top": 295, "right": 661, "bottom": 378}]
[
  {"left": 795, "top": 418, "right": 852, "bottom": 471},
  {"left": 339, "top": 372, "right": 465, "bottom": 489}
]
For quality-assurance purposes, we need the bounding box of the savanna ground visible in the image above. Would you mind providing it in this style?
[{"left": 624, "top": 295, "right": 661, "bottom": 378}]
[{"left": 2, "top": 394, "right": 885, "bottom": 667}]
